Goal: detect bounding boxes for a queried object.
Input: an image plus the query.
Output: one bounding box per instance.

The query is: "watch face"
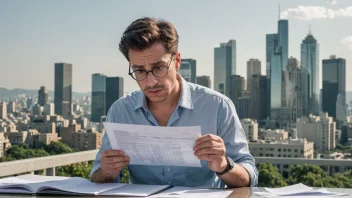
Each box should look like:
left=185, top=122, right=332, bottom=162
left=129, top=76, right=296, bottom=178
left=227, top=157, right=235, bottom=169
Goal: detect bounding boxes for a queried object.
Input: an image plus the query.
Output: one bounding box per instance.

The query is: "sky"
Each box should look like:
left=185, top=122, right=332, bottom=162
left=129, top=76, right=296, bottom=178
left=0, top=0, right=351, bottom=93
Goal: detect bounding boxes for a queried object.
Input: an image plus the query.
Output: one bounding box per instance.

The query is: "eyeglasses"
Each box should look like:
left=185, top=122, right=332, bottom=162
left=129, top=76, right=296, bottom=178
left=128, top=54, right=174, bottom=81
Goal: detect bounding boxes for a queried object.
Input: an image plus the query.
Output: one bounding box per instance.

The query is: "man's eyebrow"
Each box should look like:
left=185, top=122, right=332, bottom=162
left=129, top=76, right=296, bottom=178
left=151, top=60, right=167, bottom=66
left=131, top=65, right=145, bottom=69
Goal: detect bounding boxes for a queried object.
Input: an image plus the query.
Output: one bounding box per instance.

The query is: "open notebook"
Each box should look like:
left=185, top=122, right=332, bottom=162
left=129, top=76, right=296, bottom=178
left=0, top=174, right=170, bottom=197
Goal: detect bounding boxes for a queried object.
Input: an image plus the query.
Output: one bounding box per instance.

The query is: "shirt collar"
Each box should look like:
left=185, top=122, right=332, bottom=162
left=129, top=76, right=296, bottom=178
left=134, top=74, right=193, bottom=111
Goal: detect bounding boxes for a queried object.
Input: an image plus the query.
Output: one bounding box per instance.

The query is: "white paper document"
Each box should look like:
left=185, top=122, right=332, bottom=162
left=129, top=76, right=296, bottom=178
left=150, top=187, right=234, bottom=198
left=253, top=183, right=351, bottom=197
left=103, top=122, right=202, bottom=167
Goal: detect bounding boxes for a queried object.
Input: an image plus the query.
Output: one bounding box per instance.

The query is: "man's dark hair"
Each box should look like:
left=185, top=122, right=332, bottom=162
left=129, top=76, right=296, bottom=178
left=119, top=17, right=179, bottom=61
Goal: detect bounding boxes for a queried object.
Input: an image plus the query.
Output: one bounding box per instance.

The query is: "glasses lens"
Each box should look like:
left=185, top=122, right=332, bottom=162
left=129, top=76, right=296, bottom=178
left=153, top=67, right=168, bottom=77
left=132, top=71, right=147, bottom=80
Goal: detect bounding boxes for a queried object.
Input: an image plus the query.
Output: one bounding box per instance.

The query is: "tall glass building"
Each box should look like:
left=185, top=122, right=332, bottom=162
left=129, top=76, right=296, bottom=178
left=105, top=77, right=124, bottom=114
left=54, top=63, right=72, bottom=119
left=322, top=55, right=346, bottom=128
left=214, top=40, right=236, bottom=96
left=278, top=20, right=289, bottom=70
left=266, top=33, right=278, bottom=118
left=301, top=32, right=320, bottom=116
left=91, top=74, right=106, bottom=122
left=179, top=59, right=196, bottom=83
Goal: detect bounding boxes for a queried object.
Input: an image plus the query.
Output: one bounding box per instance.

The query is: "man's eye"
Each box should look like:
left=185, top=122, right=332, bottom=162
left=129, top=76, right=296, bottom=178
left=134, top=70, right=145, bottom=74
left=155, top=67, right=165, bottom=70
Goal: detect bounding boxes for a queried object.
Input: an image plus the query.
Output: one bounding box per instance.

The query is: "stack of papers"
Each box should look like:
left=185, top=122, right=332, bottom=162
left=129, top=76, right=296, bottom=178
left=253, top=183, right=350, bottom=197
left=0, top=174, right=170, bottom=197
left=150, top=187, right=234, bottom=198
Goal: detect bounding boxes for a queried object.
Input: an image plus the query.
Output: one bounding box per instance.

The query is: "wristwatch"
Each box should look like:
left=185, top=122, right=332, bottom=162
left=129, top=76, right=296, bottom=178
left=215, top=156, right=235, bottom=176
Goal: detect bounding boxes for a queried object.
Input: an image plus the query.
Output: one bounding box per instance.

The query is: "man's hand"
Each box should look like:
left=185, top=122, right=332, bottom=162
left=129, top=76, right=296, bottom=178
left=100, top=149, right=130, bottom=180
left=193, top=134, right=227, bottom=173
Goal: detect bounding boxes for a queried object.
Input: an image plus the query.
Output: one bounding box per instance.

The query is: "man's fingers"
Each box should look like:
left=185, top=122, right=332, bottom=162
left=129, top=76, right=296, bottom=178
left=193, top=140, right=222, bottom=151
left=103, top=150, right=124, bottom=157
left=102, top=161, right=129, bottom=170
left=195, top=134, right=222, bottom=146
left=194, top=147, right=225, bottom=156
left=104, top=155, right=130, bottom=164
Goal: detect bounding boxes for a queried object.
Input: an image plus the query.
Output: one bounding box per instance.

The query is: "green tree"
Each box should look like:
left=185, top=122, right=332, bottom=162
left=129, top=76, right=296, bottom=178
left=5, top=144, right=49, bottom=160
left=56, top=161, right=93, bottom=179
left=42, top=141, right=72, bottom=155
left=286, top=164, right=326, bottom=187
left=121, top=168, right=130, bottom=184
left=257, top=163, right=287, bottom=187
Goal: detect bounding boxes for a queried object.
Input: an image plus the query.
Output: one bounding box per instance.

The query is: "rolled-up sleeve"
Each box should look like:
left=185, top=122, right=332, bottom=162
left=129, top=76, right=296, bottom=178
left=89, top=102, right=124, bottom=182
left=217, top=98, right=259, bottom=187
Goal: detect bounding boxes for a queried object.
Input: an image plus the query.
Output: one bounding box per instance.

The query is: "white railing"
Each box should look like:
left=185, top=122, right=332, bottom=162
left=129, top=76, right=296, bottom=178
left=0, top=150, right=98, bottom=177
left=1, top=151, right=351, bottom=178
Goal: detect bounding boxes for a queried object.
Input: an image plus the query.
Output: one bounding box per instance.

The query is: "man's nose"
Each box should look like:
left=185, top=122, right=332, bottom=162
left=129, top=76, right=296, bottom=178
left=146, top=72, right=158, bottom=87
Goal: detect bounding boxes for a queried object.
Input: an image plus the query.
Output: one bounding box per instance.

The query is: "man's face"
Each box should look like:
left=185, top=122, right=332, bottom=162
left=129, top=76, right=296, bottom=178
left=128, top=43, right=180, bottom=103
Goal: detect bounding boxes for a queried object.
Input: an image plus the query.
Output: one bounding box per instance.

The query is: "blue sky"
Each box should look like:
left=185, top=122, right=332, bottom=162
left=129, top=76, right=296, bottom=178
left=1, top=0, right=351, bottom=93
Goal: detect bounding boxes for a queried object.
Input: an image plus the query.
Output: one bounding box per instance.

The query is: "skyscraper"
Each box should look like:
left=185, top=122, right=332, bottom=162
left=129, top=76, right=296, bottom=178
left=0, top=102, right=7, bottom=119
left=91, top=74, right=107, bottom=122
left=266, top=17, right=289, bottom=120
left=270, top=46, right=282, bottom=119
left=238, top=92, right=251, bottom=119
left=322, top=55, right=346, bottom=128
left=179, top=59, right=196, bottom=83
left=301, top=32, right=320, bottom=116
left=251, top=75, right=267, bottom=121
left=247, top=59, right=261, bottom=92
left=214, top=40, right=236, bottom=96
left=196, top=76, right=211, bottom=88
left=281, top=57, right=303, bottom=128
left=7, top=101, right=16, bottom=113
left=27, top=97, right=33, bottom=109
left=230, top=75, right=245, bottom=110
left=278, top=19, right=289, bottom=70
left=105, top=77, right=124, bottom=114
left=266, top=33, right=278, bottom=118
left=54, top=63, right=72, bottom=119
left=38, top=86, right=49, bottom=106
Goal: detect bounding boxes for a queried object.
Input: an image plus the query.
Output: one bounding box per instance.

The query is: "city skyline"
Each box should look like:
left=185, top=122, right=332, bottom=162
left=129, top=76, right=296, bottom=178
left=1, top=0, right=352, bottom=93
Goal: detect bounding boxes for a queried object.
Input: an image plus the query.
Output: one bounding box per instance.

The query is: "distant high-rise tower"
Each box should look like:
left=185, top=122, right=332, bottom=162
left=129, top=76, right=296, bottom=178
left=105, top=77, right=124, bottom=114
left=27, top=97, right=33, bottom=109
left=91, top=74, right=107, bottom=122
left=230, top=75, right=245, bottom=109
left=196, top=76, right=211, bottom=88
left=54, top=63, right=72, bottom=118
left=322, top=55, right=346, bottom=128
left=281, top=57, right=303, bottom=128
left=38, top=86, right=49, bottom=106
left=266, top=33, right=278, bottom=118
left=266, top=13, right=289, bottom=120
left=270, top=39, right=282, bottom=119
left=179, top=59, right=196, bottom=83
left=7, top=101, right=16, bottom=113
left=214, top=40, right=236, bottom=96
left=301, top=31, right=320, bottom=116
left=251, top=75, right=267, bottom=121
left=278, top=19, right=289, bottom=70
left=0, top=102, right=7, bottom=119
left=247, top=59, right=261, bottom=92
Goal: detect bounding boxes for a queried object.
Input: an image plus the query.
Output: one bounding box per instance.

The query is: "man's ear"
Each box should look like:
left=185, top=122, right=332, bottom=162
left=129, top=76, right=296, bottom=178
left=175, top=52, right=181, bottom=71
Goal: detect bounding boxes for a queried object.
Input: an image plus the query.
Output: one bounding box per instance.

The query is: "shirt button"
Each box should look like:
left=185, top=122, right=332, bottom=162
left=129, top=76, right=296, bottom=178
left=168, top=181, right=171, bottom=184
left=167, top=168, right=171, bottom=172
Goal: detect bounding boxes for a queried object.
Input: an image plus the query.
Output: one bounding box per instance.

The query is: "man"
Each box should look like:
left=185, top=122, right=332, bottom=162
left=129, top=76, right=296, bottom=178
left=90, top=17, right=258, bottom=188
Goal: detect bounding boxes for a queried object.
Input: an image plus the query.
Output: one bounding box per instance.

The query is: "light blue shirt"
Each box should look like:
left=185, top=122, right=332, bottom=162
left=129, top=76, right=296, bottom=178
left=90, top=76, right=258, bottom=187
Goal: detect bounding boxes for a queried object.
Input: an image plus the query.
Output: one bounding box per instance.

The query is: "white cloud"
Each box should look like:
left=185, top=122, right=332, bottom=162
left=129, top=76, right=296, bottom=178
left=341, top=36, right=352, bottom=50
left=327, top=0, right=338, bottom=5
left=281, top=6, right=352, bottom=20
